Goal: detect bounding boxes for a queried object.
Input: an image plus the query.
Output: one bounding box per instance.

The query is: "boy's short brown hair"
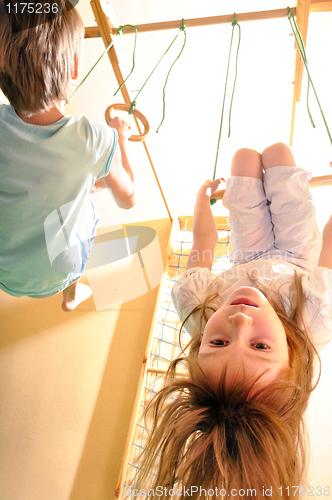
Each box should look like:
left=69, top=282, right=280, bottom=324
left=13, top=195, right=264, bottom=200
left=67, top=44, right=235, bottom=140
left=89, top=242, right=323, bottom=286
left=0, top=1, right=84, bottom=116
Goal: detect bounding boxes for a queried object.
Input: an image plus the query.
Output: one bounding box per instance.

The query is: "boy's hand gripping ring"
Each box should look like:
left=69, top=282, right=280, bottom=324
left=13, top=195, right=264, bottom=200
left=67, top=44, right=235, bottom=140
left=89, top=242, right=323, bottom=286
left=105, top=103, right=150, bottom=142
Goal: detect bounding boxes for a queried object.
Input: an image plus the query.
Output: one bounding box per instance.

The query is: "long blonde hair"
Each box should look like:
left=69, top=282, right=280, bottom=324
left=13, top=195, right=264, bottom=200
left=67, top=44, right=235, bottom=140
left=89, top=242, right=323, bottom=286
left=130, top=272, right=320, bottom=500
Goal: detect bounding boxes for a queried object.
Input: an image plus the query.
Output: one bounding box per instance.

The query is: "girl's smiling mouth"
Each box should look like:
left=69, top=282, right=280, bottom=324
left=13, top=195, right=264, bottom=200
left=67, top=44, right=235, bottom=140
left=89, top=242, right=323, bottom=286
left=230, top=298, right=258, bottom=307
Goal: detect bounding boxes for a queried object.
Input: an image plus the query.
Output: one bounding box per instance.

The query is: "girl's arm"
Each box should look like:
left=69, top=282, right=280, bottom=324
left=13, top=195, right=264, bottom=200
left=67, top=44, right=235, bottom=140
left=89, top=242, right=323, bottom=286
left=318, top=215, right=332, bottom=269
left=186, top=179, right=224, bottom=271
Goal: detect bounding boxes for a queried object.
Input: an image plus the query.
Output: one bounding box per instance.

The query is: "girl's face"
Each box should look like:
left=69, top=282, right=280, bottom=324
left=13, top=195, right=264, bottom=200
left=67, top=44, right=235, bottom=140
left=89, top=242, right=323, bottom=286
left=198, top=286, right=289, bottom=390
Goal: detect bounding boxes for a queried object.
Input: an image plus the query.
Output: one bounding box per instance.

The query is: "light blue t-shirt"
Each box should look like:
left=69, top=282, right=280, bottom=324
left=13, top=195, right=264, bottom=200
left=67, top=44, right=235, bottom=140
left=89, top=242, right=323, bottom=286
left=0, top=104, right=118, bottom=297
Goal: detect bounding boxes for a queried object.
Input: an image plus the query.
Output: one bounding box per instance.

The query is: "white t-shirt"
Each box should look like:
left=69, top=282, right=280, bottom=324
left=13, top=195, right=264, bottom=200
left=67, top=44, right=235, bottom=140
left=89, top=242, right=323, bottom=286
left=0, top=104, right=117, bottom=297
left=171, top=260, right=332, bottom=352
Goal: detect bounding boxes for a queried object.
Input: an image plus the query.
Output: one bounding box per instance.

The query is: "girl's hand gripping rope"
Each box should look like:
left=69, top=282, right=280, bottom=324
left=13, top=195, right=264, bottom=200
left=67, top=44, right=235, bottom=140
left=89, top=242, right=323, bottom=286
left=208, top=178, right=226, bottom=203
left=198, top=178, right=226, bottom=200
left=186, top=178, right=225, bottom=271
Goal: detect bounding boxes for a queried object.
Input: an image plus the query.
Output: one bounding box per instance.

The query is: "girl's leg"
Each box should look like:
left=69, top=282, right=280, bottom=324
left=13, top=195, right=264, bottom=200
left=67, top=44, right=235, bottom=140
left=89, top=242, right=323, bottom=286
left=261, top=143, right=322, bottom=269
left=62, top=279, right=92, bottom=311
left=231, top=148, right=263, bottom=179
left=261, top=142, right=296, bottom=170
left=223, top=148, right=274, bottom=265
left=211, top=149, right=263, bottom=200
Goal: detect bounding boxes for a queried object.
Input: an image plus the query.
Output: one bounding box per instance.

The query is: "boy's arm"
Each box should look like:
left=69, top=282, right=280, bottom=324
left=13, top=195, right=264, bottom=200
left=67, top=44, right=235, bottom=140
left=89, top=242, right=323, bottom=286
left=186, top=179, right=224, bottom=271
left=318, top=215, right=332, bottom=269
left=104, top=117, right=138, bottom=209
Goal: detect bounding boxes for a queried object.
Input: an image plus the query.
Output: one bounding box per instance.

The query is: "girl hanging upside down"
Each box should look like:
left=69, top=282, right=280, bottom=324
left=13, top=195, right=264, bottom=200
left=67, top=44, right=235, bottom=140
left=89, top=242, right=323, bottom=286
left=131, top=143, right=332, bottom=500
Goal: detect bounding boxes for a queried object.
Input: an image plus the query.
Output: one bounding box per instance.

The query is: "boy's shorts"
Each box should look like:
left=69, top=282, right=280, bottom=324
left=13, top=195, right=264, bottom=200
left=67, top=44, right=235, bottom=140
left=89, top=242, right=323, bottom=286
left=75, top=201, right=100, bottom=276
left=30, top=201, right=99, bottom=298
left=222, top=166, right=322, bottom=272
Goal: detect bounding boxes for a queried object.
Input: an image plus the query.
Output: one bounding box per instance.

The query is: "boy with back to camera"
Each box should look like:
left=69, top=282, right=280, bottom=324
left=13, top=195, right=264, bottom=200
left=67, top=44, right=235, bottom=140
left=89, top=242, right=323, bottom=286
left=0, top=1, right=137, bottom=311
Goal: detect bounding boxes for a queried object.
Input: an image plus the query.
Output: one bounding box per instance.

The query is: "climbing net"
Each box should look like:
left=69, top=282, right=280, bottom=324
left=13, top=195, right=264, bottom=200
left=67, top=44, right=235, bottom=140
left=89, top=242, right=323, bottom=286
left=121, top=215, right=231, bottom=499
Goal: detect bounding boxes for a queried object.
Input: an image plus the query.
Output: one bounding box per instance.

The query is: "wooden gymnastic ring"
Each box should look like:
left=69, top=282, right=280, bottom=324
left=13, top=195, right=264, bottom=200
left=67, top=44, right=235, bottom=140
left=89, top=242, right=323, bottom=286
left=105, top=103, right=150, bottom=142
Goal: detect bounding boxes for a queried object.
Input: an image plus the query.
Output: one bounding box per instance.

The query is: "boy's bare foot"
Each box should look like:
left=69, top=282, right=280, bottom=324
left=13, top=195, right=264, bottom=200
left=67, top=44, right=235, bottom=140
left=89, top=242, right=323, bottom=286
left=62, top=281, right=92, bottom=312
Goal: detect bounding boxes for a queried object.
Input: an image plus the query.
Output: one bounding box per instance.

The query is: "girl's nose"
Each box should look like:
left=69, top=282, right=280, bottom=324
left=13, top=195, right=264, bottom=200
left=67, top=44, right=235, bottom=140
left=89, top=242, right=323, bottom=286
left=229, top=312, right=254, bottom=327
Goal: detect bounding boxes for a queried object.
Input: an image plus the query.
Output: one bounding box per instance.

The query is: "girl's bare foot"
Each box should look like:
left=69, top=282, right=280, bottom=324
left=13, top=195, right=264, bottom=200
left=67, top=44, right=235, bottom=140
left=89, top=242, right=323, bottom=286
left=62, top=281, right=92, bottom=312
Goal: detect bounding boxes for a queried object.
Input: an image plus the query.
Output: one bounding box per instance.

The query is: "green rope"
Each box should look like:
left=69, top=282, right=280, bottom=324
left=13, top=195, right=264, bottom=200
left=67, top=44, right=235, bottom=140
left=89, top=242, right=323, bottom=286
left=114, top=20, right=187, bottom=115
left=213, top=14, right=241, bottom=181
left=68, top=36, right=119, bottom=104
left=156, top=19, right=187, bottom=132
left=113, top=25, right=138, bottom=97
left=211, top=13, right=241, bottom=206
left=287, top=7, right=332, bottom=146
left=287, top=9, right=314, bottom=127
left=227, top=16, right=241, bottom=138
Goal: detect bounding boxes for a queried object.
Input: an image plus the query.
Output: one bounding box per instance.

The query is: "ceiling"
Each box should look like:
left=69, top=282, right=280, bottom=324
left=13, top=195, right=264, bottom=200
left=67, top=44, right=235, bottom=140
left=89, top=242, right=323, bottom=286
left=1, top=1, right=331, bottom=224
left=74, top=0, right=332, bottom=224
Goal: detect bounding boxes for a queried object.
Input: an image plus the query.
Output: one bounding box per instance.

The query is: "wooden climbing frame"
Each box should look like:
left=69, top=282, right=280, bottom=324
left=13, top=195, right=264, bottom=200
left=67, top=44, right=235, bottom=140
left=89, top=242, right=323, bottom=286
left=88, top=0, right=173, bottom=221
left=85, top=0, right=332, bottom=200
left=82, top=2, right=332, bottom=496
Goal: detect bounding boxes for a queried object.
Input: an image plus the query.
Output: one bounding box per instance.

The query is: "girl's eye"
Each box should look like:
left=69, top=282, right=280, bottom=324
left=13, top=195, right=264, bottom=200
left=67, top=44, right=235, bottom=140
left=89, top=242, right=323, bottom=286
left=252, top=343, right=270, bottom=350
left=211, top=340, right=228, bottom=346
